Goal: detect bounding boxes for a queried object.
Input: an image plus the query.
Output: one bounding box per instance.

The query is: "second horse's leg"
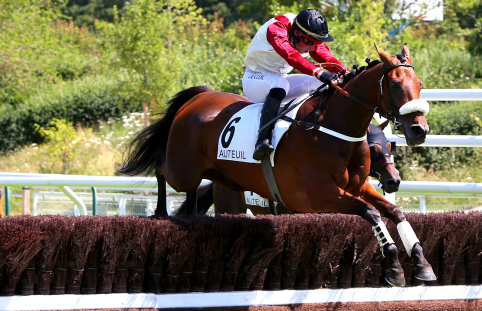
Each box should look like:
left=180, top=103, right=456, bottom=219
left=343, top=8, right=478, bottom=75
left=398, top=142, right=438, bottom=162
left=186, top=191, right=198, bottom=216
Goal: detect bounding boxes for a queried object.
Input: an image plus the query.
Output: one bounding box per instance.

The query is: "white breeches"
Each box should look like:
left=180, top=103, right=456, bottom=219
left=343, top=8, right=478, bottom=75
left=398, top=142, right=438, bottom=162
left=242, top=69, right=323, bottom=105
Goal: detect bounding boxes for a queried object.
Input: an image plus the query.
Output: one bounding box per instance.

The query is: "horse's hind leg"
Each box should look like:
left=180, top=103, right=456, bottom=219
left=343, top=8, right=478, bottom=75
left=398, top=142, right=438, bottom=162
left=155, top=171, right=168, bottom=217
left=185, top=191, right=198, bottom=216
left=154, top=148, right=168, bottom=217
left=359, top=183, right=436, bottom=282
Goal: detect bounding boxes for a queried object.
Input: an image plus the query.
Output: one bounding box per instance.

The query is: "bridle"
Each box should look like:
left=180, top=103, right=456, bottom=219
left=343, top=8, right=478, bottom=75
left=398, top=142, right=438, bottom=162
left=378, top=62, right=414, bottom=129
left=369, top=153, right=393, bottom=180
left=328, top=61, right=414, bottom=129
left=274, top=61, right=421, bottom=142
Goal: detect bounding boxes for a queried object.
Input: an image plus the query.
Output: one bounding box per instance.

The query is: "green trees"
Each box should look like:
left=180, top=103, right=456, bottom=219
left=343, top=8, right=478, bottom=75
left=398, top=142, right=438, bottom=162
left=100, top=0, right=250, bottom=114
left=101, top=0, right=205, bottom=124
left=0, top=0, right=481, bottom=157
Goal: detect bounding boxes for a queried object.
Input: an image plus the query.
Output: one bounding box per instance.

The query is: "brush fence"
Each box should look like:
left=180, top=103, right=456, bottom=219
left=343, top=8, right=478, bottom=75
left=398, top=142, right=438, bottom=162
left=0, top=212, right=481, bottom=298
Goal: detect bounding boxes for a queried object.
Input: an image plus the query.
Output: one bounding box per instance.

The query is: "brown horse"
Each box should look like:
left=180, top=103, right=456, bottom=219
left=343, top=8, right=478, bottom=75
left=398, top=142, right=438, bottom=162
left=120, top=44, right=435, bottom=287
left=175, top=121, right=400, bottom=216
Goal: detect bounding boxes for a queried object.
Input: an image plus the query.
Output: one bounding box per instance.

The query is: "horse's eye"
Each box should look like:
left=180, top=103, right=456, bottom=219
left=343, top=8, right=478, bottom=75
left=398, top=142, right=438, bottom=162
left=391, top=81, right=401, bottom=89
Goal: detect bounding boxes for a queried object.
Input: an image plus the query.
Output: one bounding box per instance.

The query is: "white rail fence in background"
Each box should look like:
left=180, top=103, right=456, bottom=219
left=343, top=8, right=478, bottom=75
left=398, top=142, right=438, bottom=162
left=1, top=173, right=481, bottom=215
left=0, top=89, right=481, bottom=215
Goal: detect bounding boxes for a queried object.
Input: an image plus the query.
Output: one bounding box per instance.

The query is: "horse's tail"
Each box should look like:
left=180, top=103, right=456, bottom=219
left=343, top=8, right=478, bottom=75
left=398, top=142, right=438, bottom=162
left=174, top=182, right=214, bottom=216
left=119, top=85, right=211, bottom=176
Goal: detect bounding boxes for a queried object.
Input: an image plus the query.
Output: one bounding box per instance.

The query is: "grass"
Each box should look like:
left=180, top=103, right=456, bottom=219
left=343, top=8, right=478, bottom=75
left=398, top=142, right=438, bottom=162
left=0, top=113, right=145, bottom=215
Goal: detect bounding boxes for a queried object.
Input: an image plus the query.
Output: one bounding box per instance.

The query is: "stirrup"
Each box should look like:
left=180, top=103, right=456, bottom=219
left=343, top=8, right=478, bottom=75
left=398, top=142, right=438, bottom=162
left=253, top=139, right=274, bottom=160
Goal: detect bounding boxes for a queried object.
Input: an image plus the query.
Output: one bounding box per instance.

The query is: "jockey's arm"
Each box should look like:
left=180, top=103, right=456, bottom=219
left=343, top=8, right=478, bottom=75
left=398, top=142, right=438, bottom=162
left=310, top=44, right=348, bottom=73
left=266, top=22, right=324, bottom=79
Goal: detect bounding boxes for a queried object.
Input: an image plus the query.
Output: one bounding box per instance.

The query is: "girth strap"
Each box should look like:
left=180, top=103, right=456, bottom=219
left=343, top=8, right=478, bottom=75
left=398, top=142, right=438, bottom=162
left=261, top=157, right=284, bottom=215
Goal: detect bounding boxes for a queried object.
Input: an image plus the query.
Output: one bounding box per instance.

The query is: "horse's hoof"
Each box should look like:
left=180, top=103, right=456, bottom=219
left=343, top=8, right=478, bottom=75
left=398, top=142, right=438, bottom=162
left=385, top=273, right=406, bottom=287
left=385, top=266, right=406, bottom=287
left=414, top=264, right=437, bottom=282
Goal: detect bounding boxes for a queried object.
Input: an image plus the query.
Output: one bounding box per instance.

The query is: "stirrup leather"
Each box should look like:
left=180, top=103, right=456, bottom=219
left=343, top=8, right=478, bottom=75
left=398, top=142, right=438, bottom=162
left=372, top=221, right=394, bottom=257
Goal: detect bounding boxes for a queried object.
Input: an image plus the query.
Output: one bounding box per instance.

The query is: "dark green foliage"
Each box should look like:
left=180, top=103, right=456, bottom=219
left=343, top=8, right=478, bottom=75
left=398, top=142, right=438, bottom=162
left=194, top=0, right=269, bottom=32
left=395, top=101, right=482, bottom=172
left=0, top=76, right=139, bottom=153
left=63, top=0, right=126, bottom=27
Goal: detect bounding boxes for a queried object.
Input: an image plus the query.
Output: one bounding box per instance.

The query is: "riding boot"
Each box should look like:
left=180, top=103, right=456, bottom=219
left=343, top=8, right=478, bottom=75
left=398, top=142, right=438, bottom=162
left=253, top=89, right=285, bottom=160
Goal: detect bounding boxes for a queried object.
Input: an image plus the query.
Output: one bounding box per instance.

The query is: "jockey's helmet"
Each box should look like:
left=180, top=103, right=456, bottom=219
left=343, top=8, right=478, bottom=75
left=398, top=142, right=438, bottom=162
left=292, top=9, right=334, bottom=43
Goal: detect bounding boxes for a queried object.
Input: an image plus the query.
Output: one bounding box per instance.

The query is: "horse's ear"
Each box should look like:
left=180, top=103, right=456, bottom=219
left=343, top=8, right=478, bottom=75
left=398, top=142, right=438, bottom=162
left=401, top=43, right=412, bottom=64
left=378, top=120, right=390, bottom=131
left=390, top=142, right=397, bottom=154
left=374, top=43, right=395, bottom=66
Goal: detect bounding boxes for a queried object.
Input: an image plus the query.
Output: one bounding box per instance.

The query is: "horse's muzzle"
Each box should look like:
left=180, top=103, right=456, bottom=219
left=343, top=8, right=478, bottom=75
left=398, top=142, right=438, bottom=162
left=383, top=178, right=401, bottom=193
left=405, top=124, right=429, bottom=146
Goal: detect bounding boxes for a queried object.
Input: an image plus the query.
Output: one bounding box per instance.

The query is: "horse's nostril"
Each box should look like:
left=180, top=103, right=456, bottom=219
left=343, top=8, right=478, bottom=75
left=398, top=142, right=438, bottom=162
left=386, top=179, right=400, bottom=189
left=411, top=125, right=427, bottom=138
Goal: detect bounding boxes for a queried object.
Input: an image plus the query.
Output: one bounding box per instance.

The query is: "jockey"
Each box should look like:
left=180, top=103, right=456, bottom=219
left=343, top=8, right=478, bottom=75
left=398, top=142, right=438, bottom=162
left=243, top=9, right=348, bottom=160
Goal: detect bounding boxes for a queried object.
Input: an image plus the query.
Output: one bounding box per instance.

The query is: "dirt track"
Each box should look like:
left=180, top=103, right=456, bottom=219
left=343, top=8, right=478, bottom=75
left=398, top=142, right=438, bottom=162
left=63, top=300, right=482, bottom=311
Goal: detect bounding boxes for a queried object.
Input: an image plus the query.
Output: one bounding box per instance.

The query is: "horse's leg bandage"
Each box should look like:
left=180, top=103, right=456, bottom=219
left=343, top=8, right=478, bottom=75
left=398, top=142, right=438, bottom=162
left=372, top=221, right=395, bottom=257
left=397, top=221, right=420, bottom=257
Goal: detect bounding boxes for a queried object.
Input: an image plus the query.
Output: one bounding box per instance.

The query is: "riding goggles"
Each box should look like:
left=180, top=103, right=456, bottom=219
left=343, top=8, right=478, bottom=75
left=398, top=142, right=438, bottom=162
left=300, top=34, right=321, bottom=46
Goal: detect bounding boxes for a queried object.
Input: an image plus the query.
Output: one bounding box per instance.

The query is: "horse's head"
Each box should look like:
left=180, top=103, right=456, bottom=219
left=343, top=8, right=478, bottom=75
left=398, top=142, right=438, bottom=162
left=376, top=44, right=429, bottom=146
left=368, top=122, right=400, bottom=193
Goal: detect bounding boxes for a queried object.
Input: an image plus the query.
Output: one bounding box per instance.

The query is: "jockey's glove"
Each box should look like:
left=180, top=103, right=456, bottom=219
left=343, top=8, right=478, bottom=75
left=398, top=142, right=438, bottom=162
left=319, top=71, right=339, bottom=84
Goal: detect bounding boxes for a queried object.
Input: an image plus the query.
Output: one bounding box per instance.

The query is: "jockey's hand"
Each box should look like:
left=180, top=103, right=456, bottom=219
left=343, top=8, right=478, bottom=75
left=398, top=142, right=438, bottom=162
left=319, top=71, right=340, bottom=85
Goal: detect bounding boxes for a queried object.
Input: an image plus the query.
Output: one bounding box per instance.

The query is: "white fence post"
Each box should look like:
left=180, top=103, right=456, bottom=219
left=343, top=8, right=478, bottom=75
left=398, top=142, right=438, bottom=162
left=419, top=196, right=427, bottom=214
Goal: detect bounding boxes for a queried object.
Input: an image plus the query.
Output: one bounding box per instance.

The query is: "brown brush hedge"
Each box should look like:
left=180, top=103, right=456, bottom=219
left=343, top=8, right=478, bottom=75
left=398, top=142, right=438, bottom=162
left=0, top=212, right=481, bottom=296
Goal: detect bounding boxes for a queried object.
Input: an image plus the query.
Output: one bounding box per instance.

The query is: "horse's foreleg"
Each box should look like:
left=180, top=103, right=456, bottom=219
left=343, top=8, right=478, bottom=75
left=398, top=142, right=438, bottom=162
left=358, top=182, right=436, bottom=282
left=302, top=182, right=405, bottom=287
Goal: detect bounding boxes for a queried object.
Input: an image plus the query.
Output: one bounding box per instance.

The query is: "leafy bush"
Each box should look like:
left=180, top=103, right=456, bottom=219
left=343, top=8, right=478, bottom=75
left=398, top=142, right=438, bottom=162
left=0, top=75, right=139, bottom=153
left=395, top=101, right=482, bottom=173
left=0, top=2, right=104, bottom=108
left=35, top=119, right=83, bottom=174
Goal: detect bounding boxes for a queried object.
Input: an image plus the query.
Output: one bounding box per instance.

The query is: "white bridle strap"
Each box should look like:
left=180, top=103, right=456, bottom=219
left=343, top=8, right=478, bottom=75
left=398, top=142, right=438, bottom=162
left=399, top=99, right=430, bottom=116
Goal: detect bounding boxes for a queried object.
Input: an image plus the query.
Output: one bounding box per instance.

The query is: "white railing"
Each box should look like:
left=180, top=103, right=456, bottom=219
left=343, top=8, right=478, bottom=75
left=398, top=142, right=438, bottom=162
left=1, top=173, right=482, bottom=215
left=420, top=89, right=482, bottom=101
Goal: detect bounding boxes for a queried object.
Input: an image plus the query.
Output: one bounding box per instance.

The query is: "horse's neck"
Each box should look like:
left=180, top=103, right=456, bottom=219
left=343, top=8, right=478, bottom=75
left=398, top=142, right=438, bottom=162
left=312, top=65, right=383, bottom=138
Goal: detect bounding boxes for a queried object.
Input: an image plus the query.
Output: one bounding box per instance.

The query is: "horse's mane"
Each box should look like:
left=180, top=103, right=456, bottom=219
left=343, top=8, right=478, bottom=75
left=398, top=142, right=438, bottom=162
left=341, top=58, right=382, bottom=85
left=340, top=53, right=406, bottom=86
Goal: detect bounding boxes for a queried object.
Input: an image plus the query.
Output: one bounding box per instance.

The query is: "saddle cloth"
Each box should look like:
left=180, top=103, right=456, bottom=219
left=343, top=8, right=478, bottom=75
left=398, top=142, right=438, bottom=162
left=244, top=191, right=270, bottom=208
left=216, top=94, right=308, bottom=165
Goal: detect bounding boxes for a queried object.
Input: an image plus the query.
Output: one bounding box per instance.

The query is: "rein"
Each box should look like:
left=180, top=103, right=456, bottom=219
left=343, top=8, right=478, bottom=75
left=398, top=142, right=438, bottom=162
left=268, top=61, right=416, bottom=142
left=331, top=62, right=415, bottom=127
